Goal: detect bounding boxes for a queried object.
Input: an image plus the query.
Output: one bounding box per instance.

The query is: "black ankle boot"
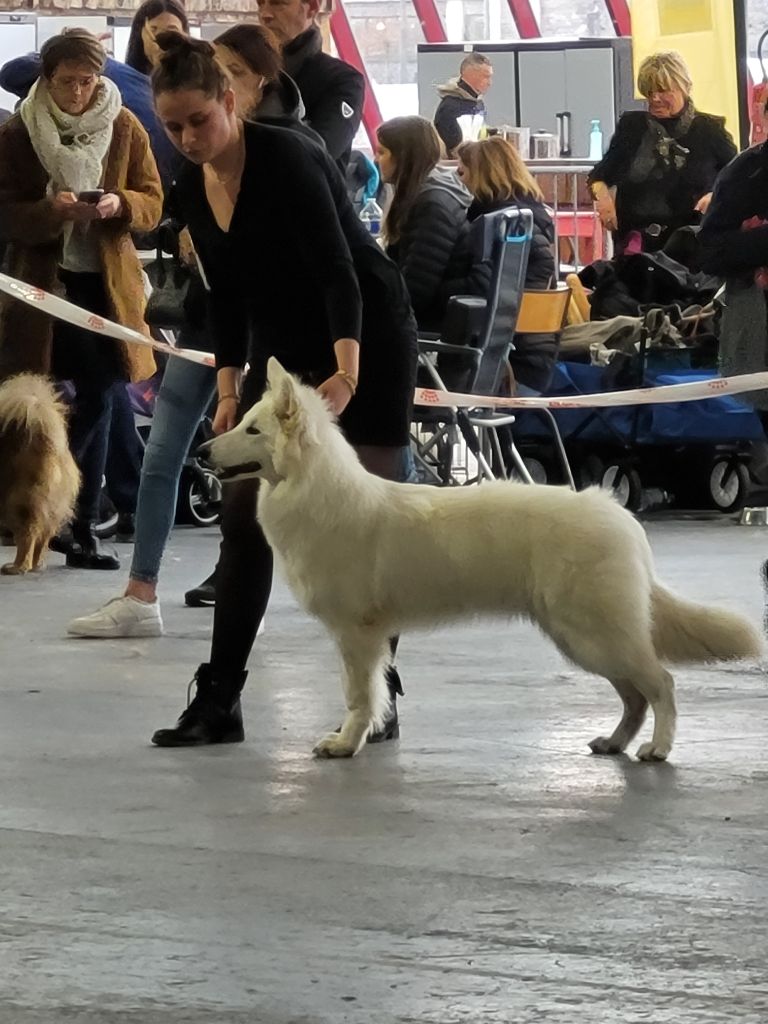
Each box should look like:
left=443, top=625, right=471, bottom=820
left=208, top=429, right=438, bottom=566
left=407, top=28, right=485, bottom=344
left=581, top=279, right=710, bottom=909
left=151, top=663, right=246, bottom=747
left=368, top=664, right=403, bottom=743
left=49, top=525, right=74, bottom=555
left=66, top=520, right=120, bottom=570
left=185, top=571, right=216, bottom=607
left=336, top=664, right=403, bottom=744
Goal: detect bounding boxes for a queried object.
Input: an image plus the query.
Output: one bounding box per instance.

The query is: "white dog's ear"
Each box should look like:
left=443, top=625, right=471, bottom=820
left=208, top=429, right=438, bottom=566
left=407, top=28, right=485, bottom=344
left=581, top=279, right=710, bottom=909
left=266, top=357, right=288, bottom=389
left=270, top=365, right=303, bottom=431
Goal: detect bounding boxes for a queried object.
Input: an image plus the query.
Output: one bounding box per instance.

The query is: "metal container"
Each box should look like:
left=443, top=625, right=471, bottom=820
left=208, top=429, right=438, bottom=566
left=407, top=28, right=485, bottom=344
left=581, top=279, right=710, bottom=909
left=502, top=126, right=530, bottom=156
left=739, top=506, right=768, bottom=526
left=531, top=131, right=559, bottom=160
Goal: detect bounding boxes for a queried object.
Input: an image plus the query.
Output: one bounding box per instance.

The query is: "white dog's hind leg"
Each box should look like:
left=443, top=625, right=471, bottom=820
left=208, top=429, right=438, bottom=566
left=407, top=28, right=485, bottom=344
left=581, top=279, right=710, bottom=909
left=313, top=629, right=388, bottom=759
left=628, top=666, right=676, bottom=762
left=589, top=679, right=649, bottom=755
left=546, top=620, right=677, bottom=761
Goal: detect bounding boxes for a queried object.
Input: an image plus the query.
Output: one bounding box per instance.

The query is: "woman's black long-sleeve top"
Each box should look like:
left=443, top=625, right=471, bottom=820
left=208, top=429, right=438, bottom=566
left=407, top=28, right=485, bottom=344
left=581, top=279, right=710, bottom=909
left=170, top=119, right=363, bottom=377
left=589, top=109, right=736, bottom=242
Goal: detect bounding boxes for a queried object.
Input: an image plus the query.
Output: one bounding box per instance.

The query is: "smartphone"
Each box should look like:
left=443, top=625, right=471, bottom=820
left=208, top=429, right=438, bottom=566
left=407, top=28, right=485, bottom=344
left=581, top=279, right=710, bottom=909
left=77, top=189, right=104, bottom=204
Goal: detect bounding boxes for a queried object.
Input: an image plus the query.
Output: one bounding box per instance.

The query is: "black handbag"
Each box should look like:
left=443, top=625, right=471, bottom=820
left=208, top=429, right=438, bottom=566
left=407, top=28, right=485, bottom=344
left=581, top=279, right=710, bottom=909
left=144, top=221, right=207, bottom=331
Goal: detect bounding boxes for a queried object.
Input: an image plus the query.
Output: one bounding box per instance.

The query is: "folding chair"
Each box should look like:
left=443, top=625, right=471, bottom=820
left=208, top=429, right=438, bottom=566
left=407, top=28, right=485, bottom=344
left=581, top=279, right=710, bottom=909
left=509, top=285, right=576, bottom=489
left=411, top=206, right=534, bottom=485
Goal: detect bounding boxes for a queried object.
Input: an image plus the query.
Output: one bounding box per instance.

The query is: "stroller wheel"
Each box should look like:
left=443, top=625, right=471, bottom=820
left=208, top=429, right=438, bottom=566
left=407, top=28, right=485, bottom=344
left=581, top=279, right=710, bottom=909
left=601, top=462, right=642, bottom=512
left=177, top=468, right=222, bottom=527
left=521, top=456, right=548, bottom=484
left=707, top=458, right=749, bottom=513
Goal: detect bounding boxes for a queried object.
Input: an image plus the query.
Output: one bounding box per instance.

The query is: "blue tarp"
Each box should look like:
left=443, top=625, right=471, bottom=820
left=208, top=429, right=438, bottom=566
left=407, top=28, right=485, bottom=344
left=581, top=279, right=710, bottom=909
left=514, top=363, right=765, bottom=445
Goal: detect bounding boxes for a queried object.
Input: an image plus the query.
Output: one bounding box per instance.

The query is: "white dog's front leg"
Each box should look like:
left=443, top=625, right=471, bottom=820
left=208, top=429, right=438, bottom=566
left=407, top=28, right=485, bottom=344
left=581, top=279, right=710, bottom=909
left=313, top=630, right=388, bottom=759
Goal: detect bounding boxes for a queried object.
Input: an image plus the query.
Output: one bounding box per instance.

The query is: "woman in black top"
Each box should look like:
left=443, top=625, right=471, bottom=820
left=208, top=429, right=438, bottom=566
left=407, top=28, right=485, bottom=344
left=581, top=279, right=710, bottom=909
left=589, top=51, right=736, bottom=254
left=148, top=34, right=416, bottom=747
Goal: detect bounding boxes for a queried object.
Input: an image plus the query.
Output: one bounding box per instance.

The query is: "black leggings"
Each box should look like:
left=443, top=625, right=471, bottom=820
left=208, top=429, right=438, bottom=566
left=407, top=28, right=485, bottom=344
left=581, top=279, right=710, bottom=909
left=209, top=402, right=403, bottom=682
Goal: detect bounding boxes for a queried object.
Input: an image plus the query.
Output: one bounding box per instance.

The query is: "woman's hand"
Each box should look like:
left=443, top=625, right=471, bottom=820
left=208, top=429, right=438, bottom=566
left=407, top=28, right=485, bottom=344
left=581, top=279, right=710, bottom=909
left=52, top=191, right=90, bottom=221
left=212, top=395, right=238, bottom=435
left=594, top=190, right=618, bottom=231
left=316, top=373, right=354, bottom=417
left=695, top=192, right=713, bottom=215
left=96, top=193, right=123, bottom=220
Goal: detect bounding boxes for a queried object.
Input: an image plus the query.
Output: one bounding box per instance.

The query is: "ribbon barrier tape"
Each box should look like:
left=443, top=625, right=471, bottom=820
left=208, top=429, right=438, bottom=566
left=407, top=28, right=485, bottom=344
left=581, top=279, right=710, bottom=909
left=415, top=372, right=768, bottom=410
left=0, top=271, right=215, bottom=368
left=2, top=270, right=768, bottom=409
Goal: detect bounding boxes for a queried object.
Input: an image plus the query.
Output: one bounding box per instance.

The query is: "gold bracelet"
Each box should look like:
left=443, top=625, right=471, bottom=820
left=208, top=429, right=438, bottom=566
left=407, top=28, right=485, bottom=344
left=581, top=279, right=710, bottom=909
left=218, top=393, right=239, bottom=403
left=335, top=369, right=357, bottom=396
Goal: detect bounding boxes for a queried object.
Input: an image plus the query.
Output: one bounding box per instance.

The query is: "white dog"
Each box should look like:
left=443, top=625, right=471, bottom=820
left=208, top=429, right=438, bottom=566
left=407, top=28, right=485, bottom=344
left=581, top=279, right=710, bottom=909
left=201, top=358, right=762, bottom=763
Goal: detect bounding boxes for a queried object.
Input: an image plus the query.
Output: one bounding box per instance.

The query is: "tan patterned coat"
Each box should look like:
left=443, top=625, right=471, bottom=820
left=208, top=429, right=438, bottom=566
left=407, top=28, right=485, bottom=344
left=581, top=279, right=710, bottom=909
left=0, top=106, right=162, bottom=383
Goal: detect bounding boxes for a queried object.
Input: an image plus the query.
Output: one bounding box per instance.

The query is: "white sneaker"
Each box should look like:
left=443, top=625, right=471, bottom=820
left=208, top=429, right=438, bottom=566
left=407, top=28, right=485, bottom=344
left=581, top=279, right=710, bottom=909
left=67, top=596, right=164, bottom=638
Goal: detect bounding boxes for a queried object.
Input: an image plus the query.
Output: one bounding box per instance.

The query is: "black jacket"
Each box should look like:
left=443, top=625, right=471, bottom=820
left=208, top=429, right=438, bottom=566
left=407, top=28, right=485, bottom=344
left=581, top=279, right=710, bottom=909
left=386, top=167, right=474, bottom=332
left=589, top=109, right=736, bottom=247
left=283, top=26, right=363, bottom=171
left=467, top=197, right=557, bottom=391
left=698, top=142, right=768, bottom=278
left=433, top=78, right=485, bottom=156
left=254, top=70, right=325, bottom=149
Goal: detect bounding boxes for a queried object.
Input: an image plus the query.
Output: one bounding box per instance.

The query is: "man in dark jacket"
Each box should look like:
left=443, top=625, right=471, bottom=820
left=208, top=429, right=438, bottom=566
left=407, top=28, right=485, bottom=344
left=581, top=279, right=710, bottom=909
left=257, top=0, right=363, bottom=171
left=433, top=53, right=493, bottom=157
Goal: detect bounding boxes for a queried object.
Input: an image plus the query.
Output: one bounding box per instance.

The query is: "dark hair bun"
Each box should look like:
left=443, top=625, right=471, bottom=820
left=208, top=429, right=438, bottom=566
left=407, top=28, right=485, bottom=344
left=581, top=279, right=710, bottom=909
left=152, top=30, right=228, bottom=99
left=155, top=31, right=215, bottom=61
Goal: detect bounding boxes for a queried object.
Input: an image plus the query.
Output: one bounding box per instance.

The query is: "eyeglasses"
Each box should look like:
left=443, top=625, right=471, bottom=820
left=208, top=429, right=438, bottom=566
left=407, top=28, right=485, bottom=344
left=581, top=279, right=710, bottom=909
left=52, top=76, right=97, bottom=93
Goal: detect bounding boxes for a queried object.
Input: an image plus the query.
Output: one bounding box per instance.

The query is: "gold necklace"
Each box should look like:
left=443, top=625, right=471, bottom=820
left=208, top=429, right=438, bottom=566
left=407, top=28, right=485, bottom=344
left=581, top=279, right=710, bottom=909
left=206, top=128, right=245, bottom=187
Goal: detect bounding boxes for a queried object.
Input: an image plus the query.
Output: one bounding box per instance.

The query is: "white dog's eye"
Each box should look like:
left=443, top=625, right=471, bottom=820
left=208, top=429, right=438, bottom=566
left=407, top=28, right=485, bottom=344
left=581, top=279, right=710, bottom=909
left=245, top=425, right=260, bottom=435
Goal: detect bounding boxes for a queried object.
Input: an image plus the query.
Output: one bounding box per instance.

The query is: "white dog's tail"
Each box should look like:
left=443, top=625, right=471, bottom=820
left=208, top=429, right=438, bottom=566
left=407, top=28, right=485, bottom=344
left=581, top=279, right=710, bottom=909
left=651, top=583, right=763, bottom=663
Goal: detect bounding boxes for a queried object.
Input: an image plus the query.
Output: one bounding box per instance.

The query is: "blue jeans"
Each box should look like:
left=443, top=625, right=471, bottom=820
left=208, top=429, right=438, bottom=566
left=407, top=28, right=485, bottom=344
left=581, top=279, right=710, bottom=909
left=130, top=355, right=216, bottom=584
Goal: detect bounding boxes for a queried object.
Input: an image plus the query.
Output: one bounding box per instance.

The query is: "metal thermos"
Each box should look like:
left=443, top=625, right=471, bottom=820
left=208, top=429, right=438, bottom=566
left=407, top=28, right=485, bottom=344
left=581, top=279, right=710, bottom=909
left=556, top=111, right=572, bottom=157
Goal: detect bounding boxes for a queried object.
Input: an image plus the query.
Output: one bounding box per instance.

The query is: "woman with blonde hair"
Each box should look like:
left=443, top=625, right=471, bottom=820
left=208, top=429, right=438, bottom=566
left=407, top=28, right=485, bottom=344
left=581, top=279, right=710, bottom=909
left=457, top=135, right=557, bottom=393
left=588, top=50, right=736, bottom=254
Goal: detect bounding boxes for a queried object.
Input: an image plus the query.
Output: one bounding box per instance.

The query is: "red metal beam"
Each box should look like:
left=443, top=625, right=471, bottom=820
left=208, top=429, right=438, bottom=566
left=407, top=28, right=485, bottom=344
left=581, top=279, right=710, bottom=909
left=603, top=0, right=631, bottom=36
left=411, top=0, right=447, bottom=42
left=505, top=0, right=540, bottom=38
left=329, top=2, right=384, bottom=148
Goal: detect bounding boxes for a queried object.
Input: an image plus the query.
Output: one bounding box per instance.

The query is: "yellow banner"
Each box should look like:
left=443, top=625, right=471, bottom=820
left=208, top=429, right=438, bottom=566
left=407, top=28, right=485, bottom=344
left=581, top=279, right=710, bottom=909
left=629, top=0, right=740, bottom=141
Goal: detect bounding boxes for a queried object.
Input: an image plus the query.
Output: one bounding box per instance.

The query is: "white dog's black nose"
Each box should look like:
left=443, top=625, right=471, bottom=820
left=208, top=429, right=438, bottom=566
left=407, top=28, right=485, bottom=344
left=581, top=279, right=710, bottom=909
left=196, top=439, right=215, bottom=468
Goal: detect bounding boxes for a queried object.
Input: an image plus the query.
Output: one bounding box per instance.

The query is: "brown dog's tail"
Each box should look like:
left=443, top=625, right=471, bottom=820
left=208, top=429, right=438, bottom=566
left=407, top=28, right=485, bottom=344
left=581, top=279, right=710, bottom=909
left=651, top=583, right=763, bottom=663
left=0, top=373, right=68, bottom=439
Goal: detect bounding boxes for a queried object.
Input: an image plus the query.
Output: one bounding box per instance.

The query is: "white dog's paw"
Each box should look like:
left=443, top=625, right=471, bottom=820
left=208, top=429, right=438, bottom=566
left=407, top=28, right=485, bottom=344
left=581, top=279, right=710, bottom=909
left=636, top=741, right=670, bottom=762
left=313, top=733, right=359, bottom=759
left=589, top=736, right=624, bottom=756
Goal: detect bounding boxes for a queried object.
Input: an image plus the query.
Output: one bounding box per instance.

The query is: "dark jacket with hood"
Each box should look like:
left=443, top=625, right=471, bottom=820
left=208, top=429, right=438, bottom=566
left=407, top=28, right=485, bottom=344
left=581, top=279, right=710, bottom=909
left=433, top=77, right=486, bottom=156
left=386, top=166, right=475, bottom=332
left=253, top=70, right=324, bottom=149
left=282, top=26, right=363, bottom=171
left=0, top=53, right=179, bottom=189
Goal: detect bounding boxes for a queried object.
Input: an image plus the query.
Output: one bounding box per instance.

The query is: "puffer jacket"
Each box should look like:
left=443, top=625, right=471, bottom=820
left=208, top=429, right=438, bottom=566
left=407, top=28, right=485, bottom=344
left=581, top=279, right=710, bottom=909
left=386, top=166, right=474, bottom=332
left=466, top=196, right=557, bottom=391
left=433, top=78, right=485, bottom=156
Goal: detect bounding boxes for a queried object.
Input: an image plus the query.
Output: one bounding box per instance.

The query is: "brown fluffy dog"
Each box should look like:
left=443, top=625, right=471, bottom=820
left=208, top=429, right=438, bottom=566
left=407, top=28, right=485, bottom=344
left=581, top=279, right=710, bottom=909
left=0, top=374, right=80, bottom=575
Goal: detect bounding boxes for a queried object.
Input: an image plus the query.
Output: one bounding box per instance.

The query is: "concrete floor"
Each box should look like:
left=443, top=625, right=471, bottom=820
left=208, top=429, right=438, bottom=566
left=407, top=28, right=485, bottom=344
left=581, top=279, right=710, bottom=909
left=1, top=518, right=768, bottom=1024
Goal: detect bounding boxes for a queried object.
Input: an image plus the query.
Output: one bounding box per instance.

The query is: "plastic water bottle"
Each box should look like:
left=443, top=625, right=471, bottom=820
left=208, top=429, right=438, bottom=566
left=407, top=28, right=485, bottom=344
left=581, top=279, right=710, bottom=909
left=359, top=197, right=383, bottom=239
left=588, top=119, right=603, bottom=161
